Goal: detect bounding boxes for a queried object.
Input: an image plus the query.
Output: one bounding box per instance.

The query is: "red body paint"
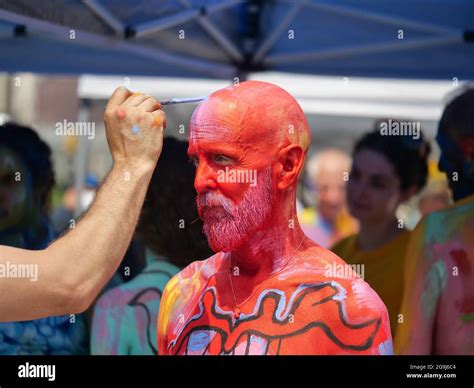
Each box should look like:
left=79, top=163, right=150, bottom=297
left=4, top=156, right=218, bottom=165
left=158, top=81, right=392, bottom=355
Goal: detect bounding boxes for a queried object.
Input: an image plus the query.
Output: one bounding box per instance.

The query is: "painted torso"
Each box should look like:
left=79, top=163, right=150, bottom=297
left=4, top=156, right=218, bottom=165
left=396, top=194, right=474, bottom=354
left=158, top=246, right=392, bottom=355
left=92, top=259, right=179, bottom=355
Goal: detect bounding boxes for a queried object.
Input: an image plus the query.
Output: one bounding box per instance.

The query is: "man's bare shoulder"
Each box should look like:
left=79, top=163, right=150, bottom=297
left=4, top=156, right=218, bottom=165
left=177, top=252, right=224, bottom=280
left=282, top=243, right=362, bottom=280
left=269, top=244, right=393, bottom=353
left=162, top=252, right=224, bottom=296
left=283, top=244, right=390, bottom=320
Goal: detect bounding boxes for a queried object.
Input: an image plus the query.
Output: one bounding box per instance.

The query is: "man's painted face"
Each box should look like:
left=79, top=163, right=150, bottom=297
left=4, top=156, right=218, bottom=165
left=188, top=81, right=311, bottom=252
left=0, top=146, right=30, bottom=231
left=188, top=103, right=275, bottom=253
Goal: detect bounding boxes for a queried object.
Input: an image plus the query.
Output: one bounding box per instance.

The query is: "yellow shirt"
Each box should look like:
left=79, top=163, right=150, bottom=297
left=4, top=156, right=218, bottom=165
left=331, top=230, right=411, bottom=341
left=298, top=207, right=358, bottom=248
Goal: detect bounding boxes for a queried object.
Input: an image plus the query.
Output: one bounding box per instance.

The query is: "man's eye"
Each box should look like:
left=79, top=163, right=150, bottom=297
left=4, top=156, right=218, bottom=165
left=213, top=155, right=233, bottom=166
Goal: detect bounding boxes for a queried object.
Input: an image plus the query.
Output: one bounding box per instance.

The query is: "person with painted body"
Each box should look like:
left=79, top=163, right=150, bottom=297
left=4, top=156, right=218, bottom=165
left=91, top=250, right=178, bottom=355
left=332, top=126, right=430, bottom=342
left=0, top=87, right=166, bottom=322
left=396, top=88, right=474, bottom=354
left=158, top=81, right=392, bottom=355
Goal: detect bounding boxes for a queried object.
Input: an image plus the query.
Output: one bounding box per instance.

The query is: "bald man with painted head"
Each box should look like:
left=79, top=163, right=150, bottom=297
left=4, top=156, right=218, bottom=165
left=157, top=81, right=392, bottom=355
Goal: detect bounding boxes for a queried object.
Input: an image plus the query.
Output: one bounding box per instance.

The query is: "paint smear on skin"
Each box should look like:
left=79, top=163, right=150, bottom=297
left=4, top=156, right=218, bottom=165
left=460, top=313, right=474, bottom=323
left=425, top=204, right=474, bottom=247
left=96, top=295, right=123, bottom=354
left=159, top=266, right=208, bottom=341
left=448, top=248, right=474, bottom=321
left=450, top=249, right=471, bottom=274
left=132, top=125, right=140, bottom=135
left=377, top=339, right=394, bottom=355
left=132, top=307, right=147, bottom=347
left=420, top=260, right=447, bottom=322
left=116, top=107, right=126, bottom=120
left=432, top=241, right=464, bottom=263
left=189, top=80, right=311, bottom=166
left=159, top=276, right=180, bottom=337
left=351, top=279, right=378, bottom=310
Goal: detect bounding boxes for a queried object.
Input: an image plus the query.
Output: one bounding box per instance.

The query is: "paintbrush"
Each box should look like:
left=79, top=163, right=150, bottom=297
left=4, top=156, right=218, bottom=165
left=159, top=96, right=207, bottom=106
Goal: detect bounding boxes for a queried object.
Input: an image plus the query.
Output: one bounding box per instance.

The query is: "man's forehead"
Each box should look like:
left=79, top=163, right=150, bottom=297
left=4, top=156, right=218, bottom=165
left=188, top=94, right=252, bottom=152
left=189, top=121, right=242, bottom=143
left=187, top=133, right=244, bottom=156
left=187, top=80, right=311, bottom=156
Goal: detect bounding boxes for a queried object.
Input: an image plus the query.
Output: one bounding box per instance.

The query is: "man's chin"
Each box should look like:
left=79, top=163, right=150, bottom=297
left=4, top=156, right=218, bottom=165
left=203, top=224, right=244, bottom=253
left=206, top=235, right=242, bottom=253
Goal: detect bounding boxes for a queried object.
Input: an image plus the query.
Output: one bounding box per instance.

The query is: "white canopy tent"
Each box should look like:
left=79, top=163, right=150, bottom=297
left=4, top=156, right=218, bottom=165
left=79, top=72, right=461, bottom=122
left=0, top=0, right=473, bottom=79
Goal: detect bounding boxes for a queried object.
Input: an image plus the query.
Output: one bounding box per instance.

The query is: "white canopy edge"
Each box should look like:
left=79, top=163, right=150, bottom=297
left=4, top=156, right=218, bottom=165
left=78, top=72, right=463, bottom=121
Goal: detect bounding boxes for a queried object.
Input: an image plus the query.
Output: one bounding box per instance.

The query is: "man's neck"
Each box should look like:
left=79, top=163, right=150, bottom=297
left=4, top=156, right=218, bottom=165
left=226, top=220, right=310, bottom=307
left=229, top=201, right=308, bottom=279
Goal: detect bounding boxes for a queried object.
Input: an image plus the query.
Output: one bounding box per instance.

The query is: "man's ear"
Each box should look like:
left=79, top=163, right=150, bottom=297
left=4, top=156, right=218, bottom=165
left=274, top=144, right=305, bottom=191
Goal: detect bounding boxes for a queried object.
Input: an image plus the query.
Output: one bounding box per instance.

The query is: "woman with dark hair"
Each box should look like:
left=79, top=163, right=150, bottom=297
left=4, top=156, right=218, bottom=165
left=331, top=120, right=430, bottom=343
left=91, top=137, right=212, bottom=355
left=0, top=123, right=55, bottom=249
left=0, top=122, right=87, bottom=354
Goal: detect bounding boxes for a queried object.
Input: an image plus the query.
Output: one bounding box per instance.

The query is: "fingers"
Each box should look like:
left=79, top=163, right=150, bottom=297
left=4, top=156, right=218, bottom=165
left=122, top=93, right=150, bottom=108
left=139, top=97, right=162, bottom=112
left=150, top=110, right=166, bottom=128
left=106, top=87, right=132, bottom=110
left=105, top=88, right=165, bottom=129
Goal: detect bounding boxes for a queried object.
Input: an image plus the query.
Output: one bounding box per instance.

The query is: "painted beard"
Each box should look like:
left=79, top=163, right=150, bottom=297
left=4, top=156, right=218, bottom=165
left=197, top=167, right=273, bottom=252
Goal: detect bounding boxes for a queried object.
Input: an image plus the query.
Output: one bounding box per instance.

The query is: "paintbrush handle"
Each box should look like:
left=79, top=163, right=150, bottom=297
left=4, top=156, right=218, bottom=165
left=159, top=96, right=207, bottom=106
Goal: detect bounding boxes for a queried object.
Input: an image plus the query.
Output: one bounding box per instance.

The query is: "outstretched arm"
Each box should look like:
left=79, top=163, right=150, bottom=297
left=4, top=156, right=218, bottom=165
left=0, top=87, right=165, bottom=322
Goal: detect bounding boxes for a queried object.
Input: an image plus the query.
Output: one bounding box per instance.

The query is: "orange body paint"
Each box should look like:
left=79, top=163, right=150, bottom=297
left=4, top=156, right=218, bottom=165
left=157, top=81, right=392, bottom=355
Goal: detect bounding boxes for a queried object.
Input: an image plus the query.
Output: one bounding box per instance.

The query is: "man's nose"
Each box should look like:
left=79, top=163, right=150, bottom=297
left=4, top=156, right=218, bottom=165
left=194, top=160, right=217, bottom=193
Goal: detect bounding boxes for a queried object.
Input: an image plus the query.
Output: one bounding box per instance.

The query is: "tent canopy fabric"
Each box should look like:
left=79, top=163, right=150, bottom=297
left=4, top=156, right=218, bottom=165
left=0, top=0, right=473, bottom=80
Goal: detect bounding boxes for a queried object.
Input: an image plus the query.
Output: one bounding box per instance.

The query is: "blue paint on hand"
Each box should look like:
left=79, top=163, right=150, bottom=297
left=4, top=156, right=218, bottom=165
left=132, top=125, right=140, bottom=135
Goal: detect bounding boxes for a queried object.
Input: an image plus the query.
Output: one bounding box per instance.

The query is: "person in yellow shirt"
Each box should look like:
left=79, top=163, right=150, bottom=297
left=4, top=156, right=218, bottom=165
left=332, top=123, right=430, bottom=341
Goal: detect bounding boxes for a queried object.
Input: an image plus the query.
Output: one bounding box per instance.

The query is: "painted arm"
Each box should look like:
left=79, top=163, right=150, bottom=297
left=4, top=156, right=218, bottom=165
left=0, top=87, right=165, bottom=322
